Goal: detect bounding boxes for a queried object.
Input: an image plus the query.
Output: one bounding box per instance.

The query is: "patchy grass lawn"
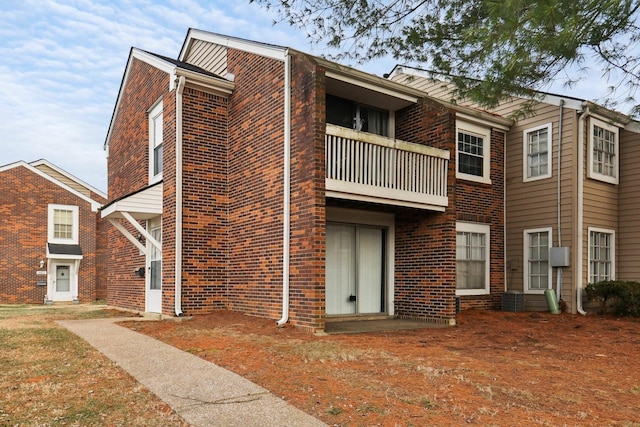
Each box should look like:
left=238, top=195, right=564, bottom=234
left=0, top=304, right=187, bottom=426
left=126, top=309, right=640, bottom=427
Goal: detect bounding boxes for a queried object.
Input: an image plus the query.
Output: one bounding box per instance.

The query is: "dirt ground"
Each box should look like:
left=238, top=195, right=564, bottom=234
left=126, top=310, right=640, bottom=427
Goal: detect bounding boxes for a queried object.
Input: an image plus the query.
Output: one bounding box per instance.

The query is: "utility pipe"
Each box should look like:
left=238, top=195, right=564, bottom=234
left=276, top=52, right=292, bottom=326
left=556, top=100, right=564, bottom=302
left=576, top=106, right=588, bottom=315
left=174, top=75, right=186, bottom=317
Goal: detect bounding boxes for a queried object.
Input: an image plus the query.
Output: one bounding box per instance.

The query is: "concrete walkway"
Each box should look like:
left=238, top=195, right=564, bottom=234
left=58, top=318, right=326, bottom=427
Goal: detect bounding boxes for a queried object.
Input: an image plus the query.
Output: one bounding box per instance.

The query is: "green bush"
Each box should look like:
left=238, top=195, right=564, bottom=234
left=585, top=280, right=640, bottom=317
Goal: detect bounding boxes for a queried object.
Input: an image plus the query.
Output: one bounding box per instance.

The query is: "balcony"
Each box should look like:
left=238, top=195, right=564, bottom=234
left=325, top=124, right=450, bottom=211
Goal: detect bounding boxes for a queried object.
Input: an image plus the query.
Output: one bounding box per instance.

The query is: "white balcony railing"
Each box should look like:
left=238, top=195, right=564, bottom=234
left=325, top=124, right=450, bottom=211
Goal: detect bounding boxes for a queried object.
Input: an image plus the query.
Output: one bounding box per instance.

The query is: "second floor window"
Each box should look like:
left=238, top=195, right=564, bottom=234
left=149, top=101, right=163, bottom=183
left=326, top=95, right=389, bottom=137
left=588, top=118, right=618, bottom=185
left=48, top=204, right=79, bottom=244
left=524, top=123, right=552, bottom=181
left=456, top=121, right=491, bottom=184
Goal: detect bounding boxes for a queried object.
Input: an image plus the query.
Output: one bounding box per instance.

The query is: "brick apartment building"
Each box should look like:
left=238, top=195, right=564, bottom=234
left=101, top=29, right=511, bottom=332
left=0, top=160, right=106, bottom=304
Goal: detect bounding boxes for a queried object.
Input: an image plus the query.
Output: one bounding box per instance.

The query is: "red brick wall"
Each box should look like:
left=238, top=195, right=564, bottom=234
left=225, top=49, right=287, bottom=320
left=0, top=166, right=99, bottom=304
left=179, top=87, right=229, bottom=313
left=455, top=129, right=506, bottom=310
left=105, top=58, right=170, bottom=313
left=394, top=99, right=458, bottom=323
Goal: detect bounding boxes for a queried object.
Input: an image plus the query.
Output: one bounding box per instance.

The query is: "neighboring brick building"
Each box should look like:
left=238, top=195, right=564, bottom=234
left=101, top=29, right=511, bottom=331
left=0, top=160, right=106, bottom=304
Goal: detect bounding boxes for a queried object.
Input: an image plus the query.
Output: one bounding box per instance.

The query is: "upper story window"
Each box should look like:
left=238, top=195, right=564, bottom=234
left=456, top=121, right=491, bottom=184
left=48, top=204, right=79, bottom=244
left=589, top=227, right=615, bottom=283
left=523, top=123, right=552, bottom=181
left=326, top=94, right=389, bottom=137
left=456, top=222, right=490, bottom=296
left=149, top=100, right=163, bottom=184
left=588, top=118, right=618, bottom=185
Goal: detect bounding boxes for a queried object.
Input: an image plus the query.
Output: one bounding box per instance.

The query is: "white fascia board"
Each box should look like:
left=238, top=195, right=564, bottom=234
left=624, top=120, right=640, bottom=133
left=456, top=111, right=511, bottom=132
left=177, top=68, right=235, bottom=96
left=325, top=70, right=419, bottom=104
left=179, top=28, right=288, bottom=62
left=29, top=159, right=107, bottom=199
left=0, top=162, right=101, bottom=211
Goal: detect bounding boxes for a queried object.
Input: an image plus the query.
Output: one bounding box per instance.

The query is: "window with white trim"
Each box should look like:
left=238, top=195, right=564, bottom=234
left=48, top=204, right=79, bottom=244
left=149, top=100, right=163, bottom=183
left=588, top=118, right=618, bottom=184
left=456, top=121, right=491, bottom=184
left=523, top=123, right=552, bottom=181
left=456, top=222, right=490, bottom=295
left=523, top=228, right=552, bottom=293
left=589, top=227, right=615, bottom=283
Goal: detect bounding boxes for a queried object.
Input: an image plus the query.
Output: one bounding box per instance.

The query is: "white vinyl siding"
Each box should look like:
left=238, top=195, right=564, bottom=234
left=523, top=123, right=552, bottom=181
left=456, top=121, right=491, bottom=184
left=589, top=227, right=615, bottom=283
left=456, top=222, right=490, bottom=295
left=588, top=118, right=619, bottom=185
left=48, top=204, right=79, bottom=244
left=523, top=228, right=552, bottom=293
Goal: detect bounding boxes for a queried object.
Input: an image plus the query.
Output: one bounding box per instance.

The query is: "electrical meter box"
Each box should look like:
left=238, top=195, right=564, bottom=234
left=549, top=247, right=570, bottom=267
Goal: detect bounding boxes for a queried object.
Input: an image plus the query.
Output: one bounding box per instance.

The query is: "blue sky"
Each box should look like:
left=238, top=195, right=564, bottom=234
left=0, top=0, right=627, bottom=192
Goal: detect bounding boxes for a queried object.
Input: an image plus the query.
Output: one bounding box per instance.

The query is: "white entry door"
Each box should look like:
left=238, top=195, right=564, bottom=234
left=326, top=224, right=385, bottom=316
left=53, top=264, right=72, bottom=301
left=146, top=221, right=162, bottom=313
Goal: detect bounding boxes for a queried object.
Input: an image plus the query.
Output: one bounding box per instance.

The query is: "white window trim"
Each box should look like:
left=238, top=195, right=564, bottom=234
left=523, top=227, right=553, bottom=294
left=523, top=123, right=552, bottom=182
left=48, top=204, right=79, bottom=244
left=588, top=227, right=616, bottom=283
left=587, top=118, right=619, bottom=185
left=149, top=100, right=163, bottom=184
left=456, top=222, right=490, bottom=296
left=456, top=120, right=491, bottom=184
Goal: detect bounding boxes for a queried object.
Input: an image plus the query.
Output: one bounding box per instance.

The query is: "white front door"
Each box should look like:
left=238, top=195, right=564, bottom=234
left=146, top=221, right=162, bottom=313
left=52, top=263, right=72, bottom=301
left=326, top=224, right=385, bottom=316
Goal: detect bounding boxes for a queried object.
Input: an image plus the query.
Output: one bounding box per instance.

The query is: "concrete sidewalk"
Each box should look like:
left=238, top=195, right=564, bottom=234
left=58, top=318, right=326, bottom=427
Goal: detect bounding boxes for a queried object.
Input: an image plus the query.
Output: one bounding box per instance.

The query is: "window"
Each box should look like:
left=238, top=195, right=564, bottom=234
left=523, top=123, right=552, bottom=181
left=48, top=204, right=79, bottom=244
left=524, top=228, right=552, bottom=293
left=149, top=100, right=163, bottom=183
left=588, top=118, right=619, bottom=184
left=456, top=222, right=490, bottom=295
left=326, top=94, right=389, bottom=137
left=456, top=121, right=491, bottom=184
left=589, top=227, right=615, bottom=283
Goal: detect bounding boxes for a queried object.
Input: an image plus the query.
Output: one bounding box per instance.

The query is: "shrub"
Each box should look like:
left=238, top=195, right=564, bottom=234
left=585, top=280, right=640, bottom=317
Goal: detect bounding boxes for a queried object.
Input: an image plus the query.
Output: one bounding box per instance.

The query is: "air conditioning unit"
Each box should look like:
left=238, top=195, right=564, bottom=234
left=502, top=291, right=525, bottom=312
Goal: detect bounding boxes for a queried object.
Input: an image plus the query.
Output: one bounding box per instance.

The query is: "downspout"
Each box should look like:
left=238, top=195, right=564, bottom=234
left=174, top=75, right=186, bottom=316
left=276, top=52, right=292, bottom=326
left=556, top=100, right=564, bottom=302
left=576, top=106, right=588, bottom=315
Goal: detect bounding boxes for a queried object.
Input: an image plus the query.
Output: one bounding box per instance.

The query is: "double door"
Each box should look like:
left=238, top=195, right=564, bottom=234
left=326, top=224, right=386, bottom=316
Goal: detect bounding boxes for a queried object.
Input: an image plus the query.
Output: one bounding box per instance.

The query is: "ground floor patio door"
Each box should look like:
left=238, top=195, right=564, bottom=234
left=145, top=220, right=162, bottom=313
left=326, top=224, right=385, bottom=316
left=52, top=263, right=72, bottom=301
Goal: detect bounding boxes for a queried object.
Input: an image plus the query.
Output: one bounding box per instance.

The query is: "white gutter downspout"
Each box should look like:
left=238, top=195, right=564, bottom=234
left=175, top=75, right=186, bottom=316
left=276, top=52, right=292, bottom=326
left=556, top=100, right=564, bottom=302
left=576, top=106, right=588, bottom=315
